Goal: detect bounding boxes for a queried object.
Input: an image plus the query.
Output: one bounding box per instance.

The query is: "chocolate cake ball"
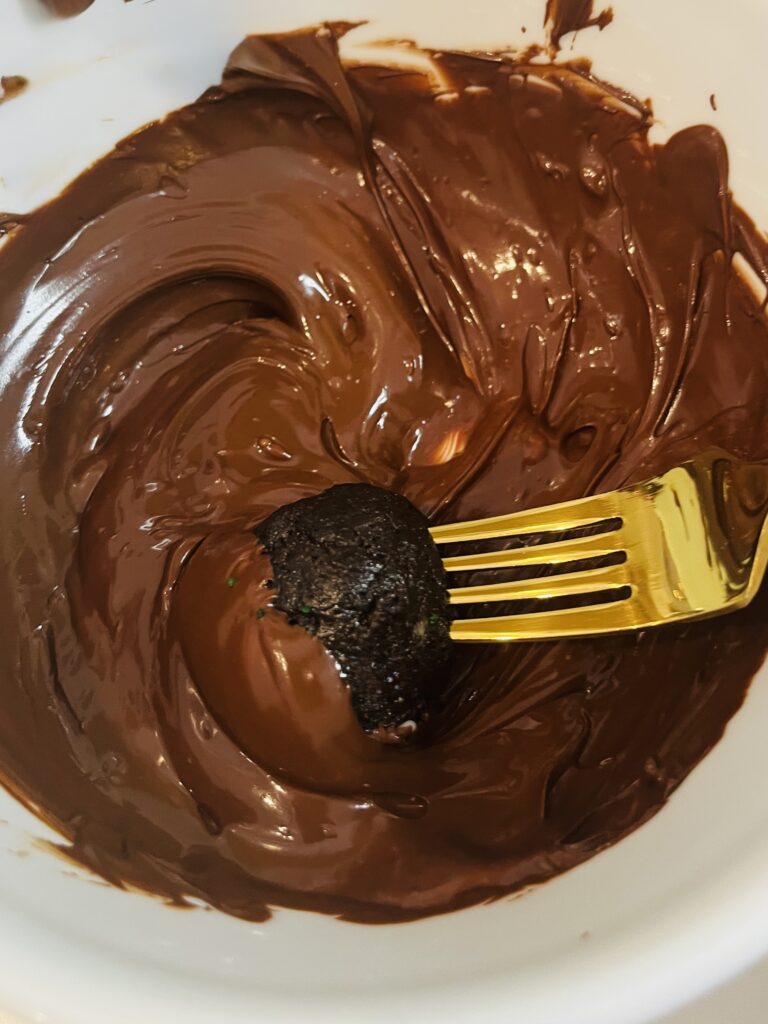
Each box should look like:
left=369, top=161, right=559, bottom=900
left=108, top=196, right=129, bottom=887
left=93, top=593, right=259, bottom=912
left=255, top=484, right=452, bottom=737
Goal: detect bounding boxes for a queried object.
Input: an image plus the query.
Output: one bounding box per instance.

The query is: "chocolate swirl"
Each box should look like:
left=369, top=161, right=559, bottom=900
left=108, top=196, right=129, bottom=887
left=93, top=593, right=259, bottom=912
left=0, top=27, right=767, bottom=923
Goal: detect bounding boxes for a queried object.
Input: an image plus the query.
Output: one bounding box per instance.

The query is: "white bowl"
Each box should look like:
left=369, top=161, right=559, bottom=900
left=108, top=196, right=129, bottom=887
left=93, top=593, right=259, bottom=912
left=1, top=1, right=768, bottom=1022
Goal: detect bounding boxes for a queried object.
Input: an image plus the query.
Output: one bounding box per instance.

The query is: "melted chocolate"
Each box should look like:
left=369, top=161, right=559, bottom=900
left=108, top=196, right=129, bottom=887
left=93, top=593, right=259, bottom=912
left=40, top=0, right=95, bottom=15
left=0, top=76, right=29, bottom=104
left=544, top=0, right=614, bottom=50
left=0, top=26, right=767, bottom=923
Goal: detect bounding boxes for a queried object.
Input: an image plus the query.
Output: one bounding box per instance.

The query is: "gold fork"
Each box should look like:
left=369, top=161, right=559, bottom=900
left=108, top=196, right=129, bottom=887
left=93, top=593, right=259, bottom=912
left=430, top=450, right=768, bottom=642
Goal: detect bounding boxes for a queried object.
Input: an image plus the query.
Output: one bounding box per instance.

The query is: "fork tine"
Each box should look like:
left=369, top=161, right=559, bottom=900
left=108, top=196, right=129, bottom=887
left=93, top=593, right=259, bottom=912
left=441, top=530, right=624, bottom=573
left=448, top=563, right=629, bottom=604
left=450, top=596, right=638, bottom=642
left=430, top=492, right=621, bottom=545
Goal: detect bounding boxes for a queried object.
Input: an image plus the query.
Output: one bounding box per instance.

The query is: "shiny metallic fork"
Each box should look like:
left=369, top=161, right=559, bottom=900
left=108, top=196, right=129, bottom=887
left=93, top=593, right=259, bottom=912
left=430, top=451, right=768, bottom=642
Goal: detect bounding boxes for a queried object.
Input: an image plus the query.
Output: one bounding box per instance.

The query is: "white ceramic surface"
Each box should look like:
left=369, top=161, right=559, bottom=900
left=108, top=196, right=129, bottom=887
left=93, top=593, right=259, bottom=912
left=1, top=1, right=768, bottom=1022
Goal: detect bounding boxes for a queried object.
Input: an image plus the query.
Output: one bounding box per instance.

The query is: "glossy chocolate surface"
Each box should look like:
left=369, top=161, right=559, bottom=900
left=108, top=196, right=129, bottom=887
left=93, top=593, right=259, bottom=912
left=0, top=26, right=767, bottom=922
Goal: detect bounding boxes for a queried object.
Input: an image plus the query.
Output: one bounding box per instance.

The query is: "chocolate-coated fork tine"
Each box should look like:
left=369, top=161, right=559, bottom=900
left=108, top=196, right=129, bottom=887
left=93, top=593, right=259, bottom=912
left=441, top=530, right=624, bottom=573
left=448, top=562, right=629, bottom=604
left=430, top=491, right=621, bottom=545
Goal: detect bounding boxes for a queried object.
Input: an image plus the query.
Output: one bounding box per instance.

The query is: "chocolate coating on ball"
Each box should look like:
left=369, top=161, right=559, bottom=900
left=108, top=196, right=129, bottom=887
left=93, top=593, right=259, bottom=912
left=255, top=484, right=452, bottom=735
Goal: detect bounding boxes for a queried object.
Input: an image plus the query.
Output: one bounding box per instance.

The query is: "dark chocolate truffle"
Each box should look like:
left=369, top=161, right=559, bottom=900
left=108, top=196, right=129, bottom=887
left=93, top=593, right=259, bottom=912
left=255, top=484, right=452, bottom=737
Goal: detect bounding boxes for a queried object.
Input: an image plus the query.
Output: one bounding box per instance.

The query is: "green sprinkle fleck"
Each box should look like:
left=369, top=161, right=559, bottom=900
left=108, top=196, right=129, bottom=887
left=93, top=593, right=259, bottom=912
left=226, top=576, right=238, bottom=588
left=299, top=605, right=311, bottom=614
left=429, top=613, right=441, bottom=626
left=255, top=608, right=266, bottom=619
